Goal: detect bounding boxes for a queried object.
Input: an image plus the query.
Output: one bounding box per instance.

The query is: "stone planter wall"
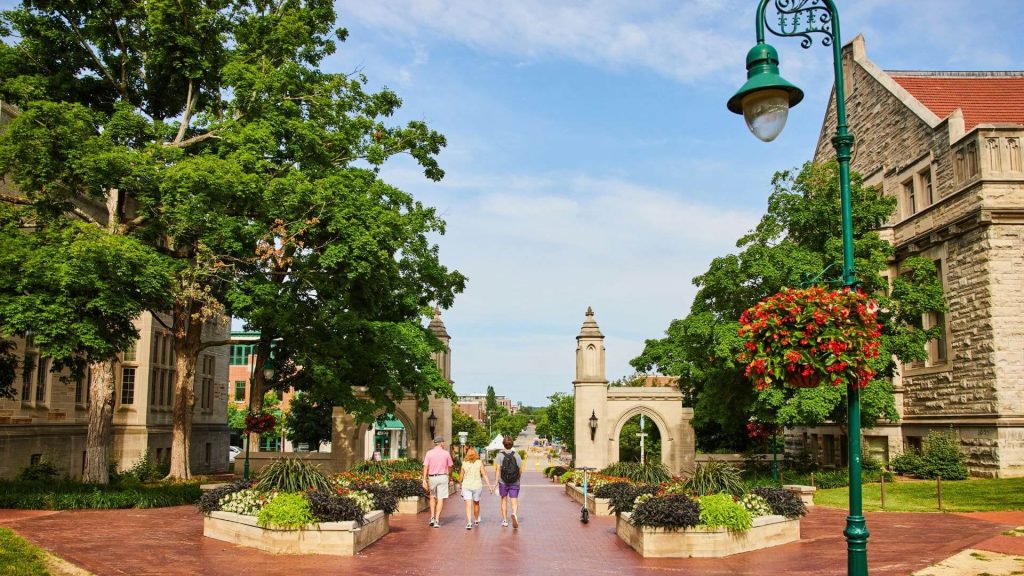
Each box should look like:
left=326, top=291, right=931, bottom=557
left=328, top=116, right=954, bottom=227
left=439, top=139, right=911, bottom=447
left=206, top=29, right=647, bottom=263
left=564, top=483, right=613, bottom=516
left=616, top=512, right=800, bottom=558
left=204, top=510, right=389, bottom=556
left=783, top=484, right=816, bottom=506
left=396, top=496, right=428, bottom=514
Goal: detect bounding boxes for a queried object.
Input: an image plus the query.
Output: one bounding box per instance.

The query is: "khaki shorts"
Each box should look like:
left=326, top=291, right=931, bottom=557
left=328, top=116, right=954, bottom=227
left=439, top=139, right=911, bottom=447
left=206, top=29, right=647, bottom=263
left=428, top=475, right=450, bottom=499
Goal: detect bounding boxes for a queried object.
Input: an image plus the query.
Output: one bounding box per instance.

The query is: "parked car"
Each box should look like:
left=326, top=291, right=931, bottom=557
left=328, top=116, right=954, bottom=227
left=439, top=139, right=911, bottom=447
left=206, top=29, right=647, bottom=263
left=228, top=445, right=242, bottom=463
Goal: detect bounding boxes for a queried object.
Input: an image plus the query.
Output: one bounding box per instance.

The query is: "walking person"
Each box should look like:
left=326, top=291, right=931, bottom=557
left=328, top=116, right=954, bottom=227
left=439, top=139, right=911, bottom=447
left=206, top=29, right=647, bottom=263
left=459, top=448, right=493, bottom=530
left=422, top=435, right=454, bottom=528
left=494, top=436, right=523, bottom=528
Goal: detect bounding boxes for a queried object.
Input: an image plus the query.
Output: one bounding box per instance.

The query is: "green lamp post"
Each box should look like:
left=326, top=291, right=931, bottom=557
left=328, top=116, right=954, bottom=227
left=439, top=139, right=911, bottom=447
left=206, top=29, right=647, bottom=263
left=728, top=2, right=867, bottom=576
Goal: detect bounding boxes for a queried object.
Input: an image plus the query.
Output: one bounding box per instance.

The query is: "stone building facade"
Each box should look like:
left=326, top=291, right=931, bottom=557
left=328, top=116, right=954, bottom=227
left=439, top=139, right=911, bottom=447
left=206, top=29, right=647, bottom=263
left=0, top=314, right=231, bottom=479
left=798, top=36, right=1024, bottom=477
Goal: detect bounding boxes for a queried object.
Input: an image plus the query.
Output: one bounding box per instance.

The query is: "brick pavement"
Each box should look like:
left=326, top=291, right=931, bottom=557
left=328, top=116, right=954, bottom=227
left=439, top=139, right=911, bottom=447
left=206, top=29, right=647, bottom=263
left=1, top=468, right=1021, bottom=576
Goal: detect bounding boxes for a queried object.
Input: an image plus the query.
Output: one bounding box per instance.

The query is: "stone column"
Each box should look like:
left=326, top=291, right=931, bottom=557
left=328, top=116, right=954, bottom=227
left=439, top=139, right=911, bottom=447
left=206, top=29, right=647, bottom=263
left=573, top=307, right=609, bottom=469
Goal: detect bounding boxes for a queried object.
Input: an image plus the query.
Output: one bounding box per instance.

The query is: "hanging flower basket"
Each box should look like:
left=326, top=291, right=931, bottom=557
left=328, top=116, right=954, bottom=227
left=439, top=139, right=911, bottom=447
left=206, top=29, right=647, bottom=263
left=244, top=411, right=277, bottom=435
left=737, top=286, right=882, bottom=391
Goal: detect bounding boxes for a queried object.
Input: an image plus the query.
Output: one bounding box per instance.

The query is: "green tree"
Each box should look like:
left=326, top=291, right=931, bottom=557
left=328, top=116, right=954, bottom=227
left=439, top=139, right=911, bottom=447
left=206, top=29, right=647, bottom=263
left=633, top=161, right=945, bottom=451
left=0, top=1, right=463, bottom=479
left=485, top=386, right=498, bottom=417
left=451, top=406, right=488, bottom=450
left=492, top=412, right=529, bottom=437
left=618, top=415, right=662, bottom=464
left=227, top=403, right=246, bottom=434
left=284, top=391, right=333, bottom=451
left=542, top=392, right=575, bottom=451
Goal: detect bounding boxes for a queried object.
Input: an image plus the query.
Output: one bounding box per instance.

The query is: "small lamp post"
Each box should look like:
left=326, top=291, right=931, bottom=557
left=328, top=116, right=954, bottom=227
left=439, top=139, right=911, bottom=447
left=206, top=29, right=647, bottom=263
left=427, top=409, right=437, bottom=440
left=588, top=410, right=598, bottom=442
left=728, top=2, right=866, bottom=575
left=243, top=363, right=276, bottom=480
left=458, top=430, right=468, bottom=457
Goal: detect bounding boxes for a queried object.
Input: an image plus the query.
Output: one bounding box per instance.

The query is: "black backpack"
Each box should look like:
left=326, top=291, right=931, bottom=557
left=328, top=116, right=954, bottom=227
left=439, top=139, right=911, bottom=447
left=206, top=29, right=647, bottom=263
left=499, top=450, right=520, bottom=484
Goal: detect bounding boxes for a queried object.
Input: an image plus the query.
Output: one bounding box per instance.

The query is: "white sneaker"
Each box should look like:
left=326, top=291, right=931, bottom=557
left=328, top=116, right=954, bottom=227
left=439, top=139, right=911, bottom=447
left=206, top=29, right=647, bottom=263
left=466, top=522, right=473, bottom=530
left=475, top=517, right=480, bottom=525
left=432, top=520, right=441, bottom=528
left=501, top=519, right=509, bottom=527
left=429, top=517, right=437, bottom=527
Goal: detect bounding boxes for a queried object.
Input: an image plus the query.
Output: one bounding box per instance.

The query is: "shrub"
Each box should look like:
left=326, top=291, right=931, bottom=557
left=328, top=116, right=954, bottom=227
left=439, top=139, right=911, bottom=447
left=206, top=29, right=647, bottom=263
left=687, top=460, right=744, bottom=497
left=350, top=458, right=422, bottom=476
left=125, top=452, right=169, bottom=483
left=219, top=488, right=275, bottom=516
left=351, top=482, right=399, bottom=514
left=338, top=489, right=376, bottom=514
left=599, top=462, right=672, bottom=485
left=198, top=480, right=251, bottom=514
left=631, top=494, right=700, bottom=530
left=889, top=451, right=922, bottom=476
left=517, top=449, right=527, bottom=460
left=0, top=480, right=200, bottom=510
left=813, top=470, right=849, bottom=489
left=256, top=458, right=333, bottom=493
left=17, top=460, right=60, bottom=482
left=306, top=491, right=367, bottom=525
left=919, top=432, right=969, bottom=480
left=559, top=470, right=574, bottom=484
left=594, top=482, right=658, bottom=514
left=699, top=493, right=753, bottom=531
left=388, top=477, right=427, bottom=499
left=739, top=493, right=773, bottom=517
left=256, top=492, right=314, bottom=529
left=750, top=487, right=807, bottom=519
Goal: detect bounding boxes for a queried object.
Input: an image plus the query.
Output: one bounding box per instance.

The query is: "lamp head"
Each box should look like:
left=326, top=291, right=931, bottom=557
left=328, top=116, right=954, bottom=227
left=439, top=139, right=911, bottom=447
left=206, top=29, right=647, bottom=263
left=588, top=410, right=598, bottom=430
left=727, top=42, right=804, bottom=142
left=262, top=365, right=275, bottom=382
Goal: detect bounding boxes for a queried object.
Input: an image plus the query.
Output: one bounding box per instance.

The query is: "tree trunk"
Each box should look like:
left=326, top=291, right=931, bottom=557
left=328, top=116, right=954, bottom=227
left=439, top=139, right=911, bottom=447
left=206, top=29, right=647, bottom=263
left=83, top=360, right=116, bottom=483
left=246, top=341, right=272, bottom=452
left=166, top=302, right=203, bottom=481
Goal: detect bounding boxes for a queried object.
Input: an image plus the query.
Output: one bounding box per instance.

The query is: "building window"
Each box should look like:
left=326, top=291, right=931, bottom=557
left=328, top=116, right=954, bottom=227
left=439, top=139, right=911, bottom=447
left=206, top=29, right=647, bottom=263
left=234, top=380, right=247, bottom=402
left=925, top=260, right=948, bottom=365
left=75, top=370, right=85, bottom=404
left=21, top=353, right=35, bottom=402
left=121, top=368, right=136, bottom=405
left=205, top=443, right=212, bottom=465
left=34, top=357, right=49, bottom=403
left=122, top=339, right=138, bottom=362
left=200, top=355, right=214, bottom=409
left=903, top=180, right=916, bottom=216
left=230, top=344, right=253, bottom=365
left=920, top=169, right=933, bottom=206
left=966, top=141, right=979, bottom=178
left=30, top=453, right=42, bottom=466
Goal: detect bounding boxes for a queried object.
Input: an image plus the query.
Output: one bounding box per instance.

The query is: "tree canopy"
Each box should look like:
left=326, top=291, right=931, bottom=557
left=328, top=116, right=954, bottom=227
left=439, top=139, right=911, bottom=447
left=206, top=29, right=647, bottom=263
left=632, top=161, right=945, bottom=451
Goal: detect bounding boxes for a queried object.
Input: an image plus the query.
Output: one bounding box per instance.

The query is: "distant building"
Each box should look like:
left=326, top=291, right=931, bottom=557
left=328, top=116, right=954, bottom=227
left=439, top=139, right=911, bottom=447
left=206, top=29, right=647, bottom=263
left=456, top=392, right=520, bottom=422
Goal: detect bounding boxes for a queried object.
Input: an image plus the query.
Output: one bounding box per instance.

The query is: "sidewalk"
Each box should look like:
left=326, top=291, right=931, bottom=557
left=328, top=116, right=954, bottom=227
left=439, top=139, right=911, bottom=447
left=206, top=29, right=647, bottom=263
left=1, top=468, right=1020, bottom=576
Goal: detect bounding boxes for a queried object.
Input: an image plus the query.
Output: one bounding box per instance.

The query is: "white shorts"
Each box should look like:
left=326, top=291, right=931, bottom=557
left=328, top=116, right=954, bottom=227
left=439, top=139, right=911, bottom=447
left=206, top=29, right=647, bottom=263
left=462, top=487, right=482, bottom=501
left=428, top=475, right=450, bottom=499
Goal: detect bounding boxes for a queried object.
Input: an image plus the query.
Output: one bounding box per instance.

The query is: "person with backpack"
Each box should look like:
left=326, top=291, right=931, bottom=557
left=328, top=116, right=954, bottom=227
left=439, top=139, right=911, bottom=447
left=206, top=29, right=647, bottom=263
left=494, top=436, right=523, bottom=528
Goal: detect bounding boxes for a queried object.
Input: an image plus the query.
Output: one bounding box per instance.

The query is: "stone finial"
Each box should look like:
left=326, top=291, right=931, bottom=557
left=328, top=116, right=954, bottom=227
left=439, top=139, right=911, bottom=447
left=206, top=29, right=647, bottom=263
left=428, top=305, right=449, bottom=339
left=578, top=306, right=604, bottom=338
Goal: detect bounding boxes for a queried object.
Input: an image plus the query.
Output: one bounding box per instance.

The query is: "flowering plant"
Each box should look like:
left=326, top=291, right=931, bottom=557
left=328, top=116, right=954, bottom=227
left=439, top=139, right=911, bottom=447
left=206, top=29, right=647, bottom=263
left=737, top=286, right=882, bottom=391
left=244, top=410, right=277, bottom=435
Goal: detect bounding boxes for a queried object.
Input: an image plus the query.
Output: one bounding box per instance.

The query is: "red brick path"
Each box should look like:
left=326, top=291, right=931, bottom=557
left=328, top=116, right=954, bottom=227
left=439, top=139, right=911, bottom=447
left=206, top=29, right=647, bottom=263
left=1, top=468, right=1021, bottom=576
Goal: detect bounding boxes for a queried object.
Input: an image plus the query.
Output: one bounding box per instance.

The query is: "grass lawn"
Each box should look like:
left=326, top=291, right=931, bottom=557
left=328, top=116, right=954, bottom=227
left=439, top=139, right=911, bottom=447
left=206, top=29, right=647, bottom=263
left=0, top=528, right=50, bottom=576
left=814, top=477, right=1024, bottom=512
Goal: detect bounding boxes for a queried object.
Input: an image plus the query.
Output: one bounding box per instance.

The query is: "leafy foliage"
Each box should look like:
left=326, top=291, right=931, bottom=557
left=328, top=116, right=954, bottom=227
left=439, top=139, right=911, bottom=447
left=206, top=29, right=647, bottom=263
left=739, top=493, right=773, bottom=517
left=631, top=495, right=701, bottom=530
left=198, top=480, right=252, bottom=514
left=125, top=452, right=170, bottom=483
left=632, top=161, right=945, bottom=450
left=598, top=462, right=672, bottom=485
left=544, top=465, right=569, bottom=479
left=16, top=461, right=59, bottom=483
left=698, top=493, right=753, bottom=531
left=451, top=406, right=490, bottom=449
left=536, top=392, right=574, bottom=448
left=750, top=487, right=807, bottom=519
left=306, top=491, right=367, bottom=525
left=891, top=431, right=969, bottom=480
left=686, top=460, right=744, bottom=497
left=284, top=391, right=333, bottom=450
left=350, top=483, right=399, bottom=515
left=349, top=458, right=422, bottom=476
left=618, top=414, right=662, bottom=464
left=595, top=482, right=659, bottom=514
left=0, top=480, right=200, bottom=510
left=388, top=477, right=427, bottom=499
left=256, top=492, right=314, bottom=529
left=255, top=458, right=333, bottom=493
left=219, top=489, right=275, bottom=516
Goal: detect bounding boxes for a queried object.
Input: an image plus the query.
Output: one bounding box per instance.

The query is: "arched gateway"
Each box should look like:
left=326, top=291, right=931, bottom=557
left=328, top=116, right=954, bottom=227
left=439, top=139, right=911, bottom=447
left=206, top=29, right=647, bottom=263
left=573, top=308, right=695, bottom=474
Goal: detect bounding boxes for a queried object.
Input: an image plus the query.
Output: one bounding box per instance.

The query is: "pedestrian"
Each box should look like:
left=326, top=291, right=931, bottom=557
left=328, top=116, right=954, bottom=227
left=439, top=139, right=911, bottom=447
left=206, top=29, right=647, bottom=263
left=459, top=448, right=493, bottom=530
left=494, top=435, right=522, bottom=528
left=421, top=435, right=453, bottom=528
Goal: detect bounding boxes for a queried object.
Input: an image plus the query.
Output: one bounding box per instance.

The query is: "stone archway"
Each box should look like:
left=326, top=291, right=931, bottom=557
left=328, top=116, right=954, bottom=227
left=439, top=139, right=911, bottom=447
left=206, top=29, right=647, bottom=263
left=610, top=405, right=669, bottom=466
left=572, top=307, right=695, bottom=474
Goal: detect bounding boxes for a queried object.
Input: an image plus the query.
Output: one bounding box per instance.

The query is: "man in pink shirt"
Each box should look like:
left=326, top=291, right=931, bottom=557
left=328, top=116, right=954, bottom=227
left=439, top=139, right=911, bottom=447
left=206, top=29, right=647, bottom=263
left=421, top=435, right=454, bottom=528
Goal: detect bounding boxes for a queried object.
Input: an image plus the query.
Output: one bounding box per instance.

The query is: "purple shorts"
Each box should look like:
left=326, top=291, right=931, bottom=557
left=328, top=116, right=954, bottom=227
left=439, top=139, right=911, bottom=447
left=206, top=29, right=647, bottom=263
left=498, top=483, right=520, bottom=498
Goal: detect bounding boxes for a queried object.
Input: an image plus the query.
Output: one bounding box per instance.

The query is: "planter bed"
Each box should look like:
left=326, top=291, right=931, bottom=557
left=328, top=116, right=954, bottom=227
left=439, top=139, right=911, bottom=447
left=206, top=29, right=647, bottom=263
left=616, top=512, right=800, bottom=558
left=564, top=483, right=613, bottom=516
left=204, top=510, right=389, bottom=555
left=396, top=496, right=428, bottom=514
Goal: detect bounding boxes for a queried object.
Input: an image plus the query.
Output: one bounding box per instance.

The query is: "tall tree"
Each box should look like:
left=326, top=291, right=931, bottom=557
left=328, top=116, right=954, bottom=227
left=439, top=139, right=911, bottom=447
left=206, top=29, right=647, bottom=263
left=0, top=1, right=463, bottom=479
left=542, top=392, right=575, bottom=451
left=485, top=386, right=498, bottom=417
left=633, top=161, right=944, bottom=451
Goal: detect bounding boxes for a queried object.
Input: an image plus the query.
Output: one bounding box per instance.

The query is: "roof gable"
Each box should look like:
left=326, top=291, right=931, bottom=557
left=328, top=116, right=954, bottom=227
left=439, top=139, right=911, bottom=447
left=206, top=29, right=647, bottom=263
left=889, top=73, right=1024, bottom=131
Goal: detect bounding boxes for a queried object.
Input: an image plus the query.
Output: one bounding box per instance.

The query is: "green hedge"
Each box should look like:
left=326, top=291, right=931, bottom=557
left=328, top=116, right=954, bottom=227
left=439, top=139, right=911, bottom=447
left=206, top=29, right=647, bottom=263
left=0, top=480, right=201, bottom=510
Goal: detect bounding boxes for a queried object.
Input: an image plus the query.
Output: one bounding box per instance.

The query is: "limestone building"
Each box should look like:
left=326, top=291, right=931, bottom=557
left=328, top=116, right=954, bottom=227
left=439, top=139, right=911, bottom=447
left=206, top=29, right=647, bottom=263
left=799, top=36, right=1024, bottom=477
left=0, top=315, right=231, bottom=479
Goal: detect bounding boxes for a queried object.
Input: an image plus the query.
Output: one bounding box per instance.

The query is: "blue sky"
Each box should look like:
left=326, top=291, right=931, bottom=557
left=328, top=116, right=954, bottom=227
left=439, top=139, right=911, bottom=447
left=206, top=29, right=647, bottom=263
left=326, top=1, right=1024, bottom=406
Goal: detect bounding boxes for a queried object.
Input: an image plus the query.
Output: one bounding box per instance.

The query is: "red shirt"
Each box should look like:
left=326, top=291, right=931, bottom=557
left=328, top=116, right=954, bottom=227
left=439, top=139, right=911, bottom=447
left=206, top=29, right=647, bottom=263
left=423, top=446, right=453, bottom=475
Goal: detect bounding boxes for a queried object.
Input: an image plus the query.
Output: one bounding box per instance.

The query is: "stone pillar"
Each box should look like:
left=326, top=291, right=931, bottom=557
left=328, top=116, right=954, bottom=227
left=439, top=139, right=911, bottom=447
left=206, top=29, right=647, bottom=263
left=574, top=307, right=609, bottom=469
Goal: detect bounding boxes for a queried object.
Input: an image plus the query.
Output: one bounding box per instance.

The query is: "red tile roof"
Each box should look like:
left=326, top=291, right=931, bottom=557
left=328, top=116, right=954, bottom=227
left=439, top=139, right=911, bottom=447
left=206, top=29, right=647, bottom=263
left=889, top=73, right=1024, bottom=131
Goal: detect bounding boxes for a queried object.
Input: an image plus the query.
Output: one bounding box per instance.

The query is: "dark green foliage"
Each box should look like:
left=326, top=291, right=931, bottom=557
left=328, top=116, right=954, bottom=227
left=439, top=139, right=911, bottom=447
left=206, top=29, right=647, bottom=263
left=594, top=482, right=658, bottom=514
left=306, top=491, right=366, bottom=525
left=919, top=432, right=969, bottom=480
left=617, top=414, right=662, bottom=464
left=197, top=480, right=252, bottom=514
left=631, top=495, right=700, bottom=530
left=0, top=480, right=200, bottom=509
left=698, top=493, right=752, bottom=531
left=349, top=458, right=423, bottom=476
left=599, top=462, right=672, bottom=484
left=750, top=487, right=807, bottom=519
left=284, top=392, right=333, bottom=450
left=351, top=483, right=399, bottom=515
left=813, top=470, right=850, bottom=489
left=255, top=458, right=333, bottom=493
left=125, top=452, right=170, bottom=483
left=387, top=477, right=427, bottom=499
left=544, top=465, right=568, bottom=478
left=0, top=340, right=17, bottom=399
left=889, top=451, right=923, bottom=476
left=16, top=461, right=59, bottom=482
left=686, top=460, right=744, bottom=496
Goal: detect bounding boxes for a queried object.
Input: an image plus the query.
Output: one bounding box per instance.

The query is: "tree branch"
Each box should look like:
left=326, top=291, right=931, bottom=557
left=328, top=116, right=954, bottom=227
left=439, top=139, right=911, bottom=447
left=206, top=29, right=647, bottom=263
left=57, top=11, right=127, bottom=99
left=165, top=131, right=220, bottom=149
left=0, top=193, right=33, bottom=206
left=198, top=338, right=233, bottom=351
left=173, top=79, right=197, bottom=145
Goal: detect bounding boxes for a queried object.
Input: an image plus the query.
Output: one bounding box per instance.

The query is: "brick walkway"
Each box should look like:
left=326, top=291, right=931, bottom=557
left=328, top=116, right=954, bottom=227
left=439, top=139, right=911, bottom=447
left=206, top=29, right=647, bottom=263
left=1, top=468, right=1022, bottom=576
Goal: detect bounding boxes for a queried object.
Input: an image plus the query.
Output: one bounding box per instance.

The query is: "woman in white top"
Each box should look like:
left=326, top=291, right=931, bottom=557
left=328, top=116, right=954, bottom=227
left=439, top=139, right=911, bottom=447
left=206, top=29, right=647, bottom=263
left=459, top=448, right=493, bottom=530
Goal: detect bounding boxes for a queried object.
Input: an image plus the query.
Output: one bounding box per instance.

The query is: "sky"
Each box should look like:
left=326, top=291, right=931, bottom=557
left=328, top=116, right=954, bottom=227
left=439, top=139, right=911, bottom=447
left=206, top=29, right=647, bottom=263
left=323, top=1, right=1024, bottom=406
left=5, top=1, right=1022, bottom=407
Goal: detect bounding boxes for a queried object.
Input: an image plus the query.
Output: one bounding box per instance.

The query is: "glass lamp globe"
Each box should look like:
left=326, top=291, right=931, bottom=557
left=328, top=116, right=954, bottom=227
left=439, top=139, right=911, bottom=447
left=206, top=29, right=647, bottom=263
left=742, top=89, right=791, bottom=142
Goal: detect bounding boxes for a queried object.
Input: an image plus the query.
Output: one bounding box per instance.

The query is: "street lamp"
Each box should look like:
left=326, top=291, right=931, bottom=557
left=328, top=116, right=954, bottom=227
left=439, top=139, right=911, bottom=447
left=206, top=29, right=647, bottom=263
left=588, top=410, right=598, bottom=442
left=728, top=2, right=866, bottom=576
left=458, top=430, right=468, bottom=457
left=244, top=363, right=276, bottom=480
left=427, top=409, right=437, bottom=439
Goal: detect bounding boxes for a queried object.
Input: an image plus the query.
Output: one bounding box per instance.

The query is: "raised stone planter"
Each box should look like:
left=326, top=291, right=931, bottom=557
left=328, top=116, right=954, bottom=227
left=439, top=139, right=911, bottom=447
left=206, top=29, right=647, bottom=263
left=564, top=483, right=613, bottom=516
left=396, top=496, right=428, bottom=514
left=616, top=512, right=800, bottom=558
left=204, top=510, right=389, bottom=555
left=783, top=484, right=816, bottom=506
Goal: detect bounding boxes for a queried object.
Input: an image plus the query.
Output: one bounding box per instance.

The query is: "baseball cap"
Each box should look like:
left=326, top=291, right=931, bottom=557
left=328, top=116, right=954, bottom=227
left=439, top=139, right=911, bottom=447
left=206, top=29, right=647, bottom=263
left=433, top=435, right=444, bottom=444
